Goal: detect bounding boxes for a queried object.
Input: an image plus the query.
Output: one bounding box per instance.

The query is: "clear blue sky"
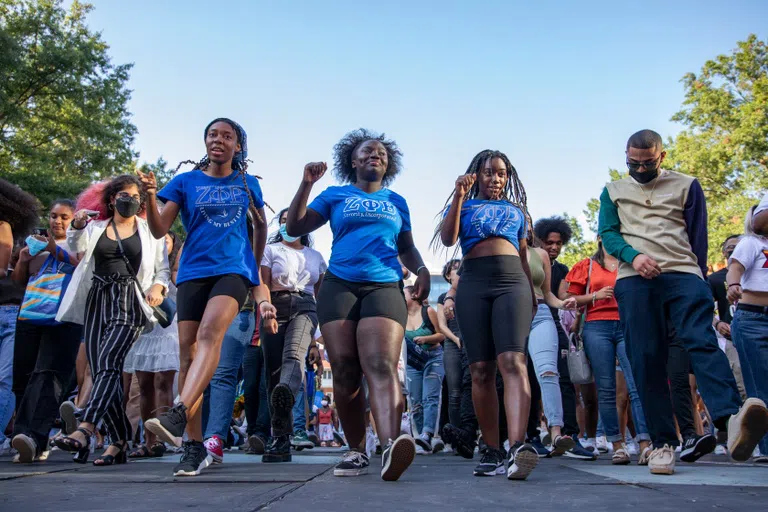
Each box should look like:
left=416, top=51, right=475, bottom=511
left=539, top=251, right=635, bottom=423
left=85, top=0, right=767, bottom=270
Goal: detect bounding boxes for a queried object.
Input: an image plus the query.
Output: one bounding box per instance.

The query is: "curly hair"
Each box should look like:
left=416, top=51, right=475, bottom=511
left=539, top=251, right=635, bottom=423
left=0, top=178, right=41, bottom=241
left=533, top=216, right=573, bottom=245
left=431, top=150, right=529, bottom=252
left=333, top=128, right=403, bottom=187
left=442, top=258, right=461, bottom=283
left=102, top=174, right=147, bottom=218
left=267, top=208, right=313, bottom=247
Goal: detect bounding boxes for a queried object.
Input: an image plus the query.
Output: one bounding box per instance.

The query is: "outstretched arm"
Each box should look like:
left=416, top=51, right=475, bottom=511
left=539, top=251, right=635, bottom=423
left=286, top=162, right=328, bottom=237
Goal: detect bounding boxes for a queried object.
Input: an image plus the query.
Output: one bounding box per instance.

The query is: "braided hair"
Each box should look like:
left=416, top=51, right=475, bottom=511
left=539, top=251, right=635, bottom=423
left=430, top=149, right=529, bottom=252
left=174, top=118, right=272, bottom=222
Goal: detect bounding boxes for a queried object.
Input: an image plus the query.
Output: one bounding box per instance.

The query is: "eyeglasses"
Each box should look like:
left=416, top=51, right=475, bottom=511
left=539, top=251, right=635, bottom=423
left=626, top=157, right=661, bottom=172
left=117, top=192, right=141, bottom=201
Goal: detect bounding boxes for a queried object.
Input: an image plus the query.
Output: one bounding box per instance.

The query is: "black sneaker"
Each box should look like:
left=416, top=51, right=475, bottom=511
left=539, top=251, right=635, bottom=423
left=415, top=433, right=432, bottom=452
left=381, top=435, right=416, bottom=481
left=680, top=433, right=716, bottom=463
left=563, top=439, right=598, bottom=461
left=308, top=431, right=320, bottom=446
left=333, top=450, right=370, bottom=477
left=507, top=442, right=539, bottom=480
left=527, top=437, right=551, bottom=458
left=270, top=384, right=295, bottom=435
left=443, top=423, right=476, bottom=459
left=59, top=401, right=78, bottom=436
left=473, top=447, right=505, bottom=476
left=245, top=434, right=267, bottom=455
left=145, top=403, right=187, bottom=448
left=262, top=434, right=292, bottom=463
left=173, top=440, right=212, bottom=477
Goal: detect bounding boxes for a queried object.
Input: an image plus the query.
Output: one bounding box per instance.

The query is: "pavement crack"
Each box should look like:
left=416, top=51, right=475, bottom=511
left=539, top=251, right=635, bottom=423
left=249, top=465, right=334, bottom=511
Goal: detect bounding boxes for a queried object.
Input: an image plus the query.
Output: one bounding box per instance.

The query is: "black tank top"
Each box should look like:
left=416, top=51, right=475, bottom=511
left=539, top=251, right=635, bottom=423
left=94, top=229, right=142, bottom=277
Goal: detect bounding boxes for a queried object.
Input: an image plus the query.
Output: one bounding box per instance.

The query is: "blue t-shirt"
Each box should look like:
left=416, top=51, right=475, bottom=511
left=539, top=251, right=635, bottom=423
left=455, top=199, right=527, bottom=256
left=308, top=185, right=410, bottom=283
left=158, top=169, right=265, bottom=286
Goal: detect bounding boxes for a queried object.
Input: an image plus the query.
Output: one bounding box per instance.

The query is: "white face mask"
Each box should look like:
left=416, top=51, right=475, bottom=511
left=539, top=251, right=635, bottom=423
left=321, top=400, right=329, bottom=407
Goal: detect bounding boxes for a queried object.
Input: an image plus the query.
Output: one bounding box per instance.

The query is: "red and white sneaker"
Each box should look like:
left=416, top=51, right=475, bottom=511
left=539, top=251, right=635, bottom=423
left=204, top=435, right=224, bottom=464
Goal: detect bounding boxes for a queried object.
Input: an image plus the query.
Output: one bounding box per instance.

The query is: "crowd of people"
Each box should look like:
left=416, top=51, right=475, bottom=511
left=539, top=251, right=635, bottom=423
left=0, top=122, right=767, bottom=483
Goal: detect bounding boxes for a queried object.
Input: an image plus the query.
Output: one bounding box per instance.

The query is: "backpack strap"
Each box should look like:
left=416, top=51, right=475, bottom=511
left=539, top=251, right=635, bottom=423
left=421, top=305, right=435, bottom=333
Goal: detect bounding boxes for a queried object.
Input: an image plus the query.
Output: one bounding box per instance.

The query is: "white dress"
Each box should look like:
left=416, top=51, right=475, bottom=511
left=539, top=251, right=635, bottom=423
left=123, top=283, right=179, bottom=373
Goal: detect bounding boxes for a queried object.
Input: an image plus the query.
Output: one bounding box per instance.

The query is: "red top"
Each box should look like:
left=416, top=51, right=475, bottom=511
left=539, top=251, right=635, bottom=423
left=566, top=258, right=620, bottom=322
left=318, top=408, right=333, bottom=424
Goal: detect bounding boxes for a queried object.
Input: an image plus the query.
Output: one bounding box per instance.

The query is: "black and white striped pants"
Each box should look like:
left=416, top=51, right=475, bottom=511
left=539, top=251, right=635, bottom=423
left=81, top=275, right=146, bottom=442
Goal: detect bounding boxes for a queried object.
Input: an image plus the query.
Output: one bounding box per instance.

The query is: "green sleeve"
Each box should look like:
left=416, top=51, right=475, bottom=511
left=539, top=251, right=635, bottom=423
left=597, top=186, right=640, bottom=265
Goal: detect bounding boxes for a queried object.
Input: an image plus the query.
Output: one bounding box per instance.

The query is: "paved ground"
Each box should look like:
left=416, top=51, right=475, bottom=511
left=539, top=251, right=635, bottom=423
left=1, top=447, right=766, bottom=511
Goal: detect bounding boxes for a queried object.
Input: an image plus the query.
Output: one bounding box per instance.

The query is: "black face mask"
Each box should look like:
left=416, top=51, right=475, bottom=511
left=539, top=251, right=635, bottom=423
left=115, top=197, right=140, bottom=218
left=629, top=168, right=659, bottom=184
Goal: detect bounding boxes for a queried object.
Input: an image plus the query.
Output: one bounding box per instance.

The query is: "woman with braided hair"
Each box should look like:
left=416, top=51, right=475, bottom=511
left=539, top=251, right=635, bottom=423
left=137, top=118, right=274, bottom=477
left=435, top=149, right=540, bottom=481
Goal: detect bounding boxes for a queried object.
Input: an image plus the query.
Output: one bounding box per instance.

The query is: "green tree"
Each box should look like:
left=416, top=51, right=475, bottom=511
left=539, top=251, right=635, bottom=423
left=0, top=0, right=136, bottom=207
left=666, top=34, right=767, bottom=264
left=134, top=157, right=186, bottom=240
left=558, top=212, right=597, bottom=269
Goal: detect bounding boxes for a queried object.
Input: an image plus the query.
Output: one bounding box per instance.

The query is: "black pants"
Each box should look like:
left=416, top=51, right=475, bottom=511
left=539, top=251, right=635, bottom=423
left=443, top=339, right=464, bottom=427
left=261, top=292, right=317, bottom=435
left=81, top=276, right=145, bottom=442
left=668, top=337, right=696, bottom=438
left=554, top=322, right=580, bottom=438
left=243, top=344, right=271, bottom=439
left=12, top=321, right=82, bottom=451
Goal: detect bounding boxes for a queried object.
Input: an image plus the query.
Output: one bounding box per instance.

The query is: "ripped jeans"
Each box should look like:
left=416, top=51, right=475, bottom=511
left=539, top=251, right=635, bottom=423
left=407, top=346, right=445, bottom=436
left=528, top=302, right=563, bottom=428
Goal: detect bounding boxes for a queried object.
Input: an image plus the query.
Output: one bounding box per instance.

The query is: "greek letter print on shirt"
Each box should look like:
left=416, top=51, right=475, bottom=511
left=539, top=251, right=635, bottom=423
left=308, top=185, right=411, bottom=283
left=454, top=199, right=527, bottom=256
left=157, top=169, right=265, bottom=286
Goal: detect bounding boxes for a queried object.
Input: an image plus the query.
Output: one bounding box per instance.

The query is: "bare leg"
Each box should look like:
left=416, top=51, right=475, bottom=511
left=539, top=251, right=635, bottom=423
left=136, top=371, right=156, bottom=446
left=616, top=370, right=629, bottom=442
left=177, top=296, right=240, bottom=441
left=356, top=318, right=405, bottom=445
left=496, top=351, right=530, bottom=446
left=471, top=361, right=500, bottom=450
left=321, top=320, right=365, bottom=452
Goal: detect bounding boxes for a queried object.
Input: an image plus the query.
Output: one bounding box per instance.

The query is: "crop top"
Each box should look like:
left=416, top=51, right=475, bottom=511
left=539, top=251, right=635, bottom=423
left=454, top=199, right=527, bottom=256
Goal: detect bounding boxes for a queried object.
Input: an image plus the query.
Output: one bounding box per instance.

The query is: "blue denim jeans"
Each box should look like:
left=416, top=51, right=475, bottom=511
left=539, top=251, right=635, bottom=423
left=583, top=320, right=650, bottom=443
left=293, top=379, right=306, bottom=432
left=407, top=346, right=445, bottom=435
left=202, top=311, right=255, bottom=440
left=731, top=307, right=768, bottom=455
left=0, top=305, right=18, bottom=442
left=615, top=273, right=741, bottom=446
left=528, top=303, right=563, bottom=428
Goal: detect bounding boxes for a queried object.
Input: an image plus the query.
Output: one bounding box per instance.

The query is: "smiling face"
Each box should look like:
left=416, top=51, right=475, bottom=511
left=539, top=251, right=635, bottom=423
left=206, top=121, right=241, bottom=165
left=477, top=157, right=507, bottom=200
left=48, top=203, right=74, bottom=240
left=351, top=140, right=388, bottom=183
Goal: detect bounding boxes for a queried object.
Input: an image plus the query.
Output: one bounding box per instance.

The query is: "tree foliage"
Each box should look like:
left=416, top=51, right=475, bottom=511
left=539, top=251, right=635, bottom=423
left=0, top=0, right=136, bottom=207
left=557, top=212, right=597, bottom=269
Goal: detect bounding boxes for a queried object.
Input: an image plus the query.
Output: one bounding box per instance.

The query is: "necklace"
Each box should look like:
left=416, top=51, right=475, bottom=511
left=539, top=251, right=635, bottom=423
left=633, top=171, right=665, bottom=206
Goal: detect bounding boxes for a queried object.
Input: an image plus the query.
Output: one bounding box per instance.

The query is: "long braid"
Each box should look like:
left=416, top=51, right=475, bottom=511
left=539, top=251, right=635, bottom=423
left=430, top=149, right=530, bottom=253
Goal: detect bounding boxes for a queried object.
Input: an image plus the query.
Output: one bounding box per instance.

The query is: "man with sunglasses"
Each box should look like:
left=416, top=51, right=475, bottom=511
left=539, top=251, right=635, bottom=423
left=597, top=129, right=768, bottom=476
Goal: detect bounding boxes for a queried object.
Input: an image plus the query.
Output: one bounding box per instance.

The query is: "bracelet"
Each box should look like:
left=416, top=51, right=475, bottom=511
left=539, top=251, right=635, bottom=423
left=416, top=265, right=428, bottom=275
left=258, top=300, right=269, bottom=308
left=727, top=283, right=741, bottom=288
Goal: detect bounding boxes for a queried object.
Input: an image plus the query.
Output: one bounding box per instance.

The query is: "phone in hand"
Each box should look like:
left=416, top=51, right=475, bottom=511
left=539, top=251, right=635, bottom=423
left=33, top=227, right=48, bottom=237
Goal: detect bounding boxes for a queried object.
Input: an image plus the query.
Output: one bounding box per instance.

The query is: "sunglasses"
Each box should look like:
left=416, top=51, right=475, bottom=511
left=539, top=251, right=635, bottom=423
left=626, top=157, right=661, bottom=172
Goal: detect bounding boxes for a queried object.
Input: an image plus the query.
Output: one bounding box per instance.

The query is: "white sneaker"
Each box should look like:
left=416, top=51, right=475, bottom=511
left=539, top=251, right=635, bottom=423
left=675, top=445, right=682, bottom=453
left=715, top=445, right=727, bottom=456
left=582, top=437, right=596, bottom=453
left=596, top=436, right=610, bottom=454
left=728, top=398, right=768, bottom=462
left=627, top=439, right=640, bottom=456
left=415, top=433, right=432, bottom=453
left=431, top=436, right=445, bottom=454
left=400, top=413, right=412, bottom=437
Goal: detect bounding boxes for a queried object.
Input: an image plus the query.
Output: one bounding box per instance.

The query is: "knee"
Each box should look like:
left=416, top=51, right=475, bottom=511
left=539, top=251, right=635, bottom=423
left=331, top=359, right=362, bottom=393
left=470, top=362, right=495, bottom=387
left=365, top=354, right=397, bottom=380
left=497, top=353, right=526, bottom=377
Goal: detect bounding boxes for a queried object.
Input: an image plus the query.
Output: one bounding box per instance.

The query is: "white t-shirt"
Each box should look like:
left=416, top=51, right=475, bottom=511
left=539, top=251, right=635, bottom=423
left=261, top=243, right=327, bottom=296
left=729, top=235, right=768, bottom=293
left=755, top=192, right=768, bottom=216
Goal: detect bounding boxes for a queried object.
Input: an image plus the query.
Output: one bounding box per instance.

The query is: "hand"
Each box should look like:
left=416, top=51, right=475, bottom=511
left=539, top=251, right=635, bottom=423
left=303, top=162, right=327, bottom=184
left=18, top=246, right=33, bottom=264
left=136, top=170, right=158, bottom=196
left=632, top=254, right=661, bottom=279
left=411, top=267, right=431, bottom=302
left=43, top=236, right=57, bottom=255
left=727, top=284, right=742, bottom=304
left=444, top=299, right=456, bottom=321
left=716, top=321, right=731, bottom=338
left=308, top=345, right=321, bottom=366
left=454, top=174, right=476, bottom=198
left=561, top=297, right=578, bottom=310
left=413, top=336, right=425, bottom=345
left=145, top=286, right=164, bottom=307
left=264, top=318, right=278, bottom=335
left=72, top=209, right=93, bottom=229
left=595, top=286, right=614, bottom=301
left=259, top=301, right=277, bottom=321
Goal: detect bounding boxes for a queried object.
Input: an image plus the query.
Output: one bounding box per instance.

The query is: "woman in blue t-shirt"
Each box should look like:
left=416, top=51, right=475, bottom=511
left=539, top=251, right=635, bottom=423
left=137, top=118, right=274, bottom=477
left=437, top=149, right=539, bottom=481
left=285, top=129, right=430, bottom=482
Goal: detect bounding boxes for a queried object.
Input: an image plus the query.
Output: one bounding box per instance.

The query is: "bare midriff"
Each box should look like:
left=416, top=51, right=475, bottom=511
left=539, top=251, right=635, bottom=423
left=464, top=237, right=520, bottom=260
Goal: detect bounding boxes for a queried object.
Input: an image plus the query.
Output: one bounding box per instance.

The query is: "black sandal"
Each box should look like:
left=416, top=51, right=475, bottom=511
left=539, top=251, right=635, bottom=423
left=149, top=442, right=167, bottom=457
left=53, top=427, right=92, bottom=464
left=127, top=444, right=152, bottom=458
left=93, top=441, right=127, bottom=466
